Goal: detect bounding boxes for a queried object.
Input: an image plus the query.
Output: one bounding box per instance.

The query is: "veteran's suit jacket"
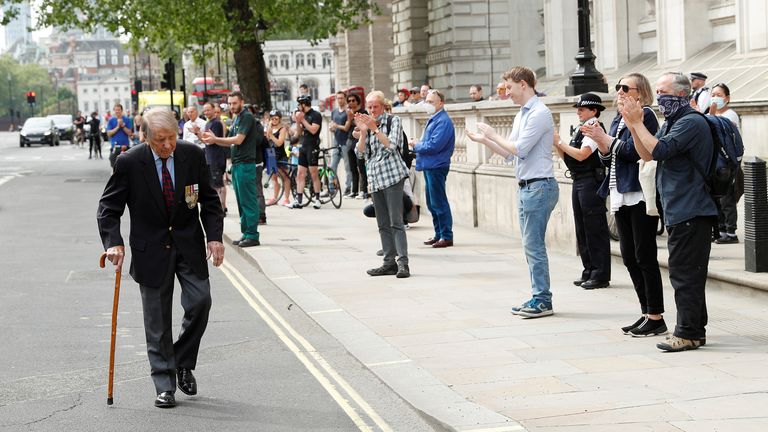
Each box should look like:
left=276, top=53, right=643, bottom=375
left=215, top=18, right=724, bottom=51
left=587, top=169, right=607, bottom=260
left=97, top=141, right=224, bottom=287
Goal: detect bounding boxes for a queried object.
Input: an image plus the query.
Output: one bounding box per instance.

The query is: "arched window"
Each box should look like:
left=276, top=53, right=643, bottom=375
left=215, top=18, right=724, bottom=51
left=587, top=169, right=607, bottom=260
left=269, top=55, right=278, bottom=69
left=322, top=53, right=332, bottom=69
left=280, top=54, right=289, bottom=69
left=296, top=53, right=305, bottom=68
left=303, top=78, right=319, bottom=100
left=307, top=54, right=316, bottom=69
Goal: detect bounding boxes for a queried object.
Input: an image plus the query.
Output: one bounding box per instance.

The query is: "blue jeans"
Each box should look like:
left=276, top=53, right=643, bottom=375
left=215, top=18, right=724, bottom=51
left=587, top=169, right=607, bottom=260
left=518, top=178, right=559, bottom=303
left=423, top=167, right=453, bottom=241
left=330, top=141, right=352, bottom=191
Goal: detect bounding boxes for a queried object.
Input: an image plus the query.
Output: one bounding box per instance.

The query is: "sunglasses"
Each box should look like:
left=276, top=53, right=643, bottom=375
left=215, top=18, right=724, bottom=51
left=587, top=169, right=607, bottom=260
left=347, top=99, right=356, bottom=103
left=615, top=84, right=638, bottom=93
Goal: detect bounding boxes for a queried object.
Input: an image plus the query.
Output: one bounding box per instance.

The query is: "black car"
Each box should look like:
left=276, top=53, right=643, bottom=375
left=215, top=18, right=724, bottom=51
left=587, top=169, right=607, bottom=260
left=48, top=114, right=75, bottom=141
left=20, top=117, right=60, bottom=147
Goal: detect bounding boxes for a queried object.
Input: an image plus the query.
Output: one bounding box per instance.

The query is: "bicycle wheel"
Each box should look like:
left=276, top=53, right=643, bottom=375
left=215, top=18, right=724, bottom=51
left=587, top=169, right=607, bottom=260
left=262, top=170, right=283, bottom=205
left=325, top=168, right=342, bottom=208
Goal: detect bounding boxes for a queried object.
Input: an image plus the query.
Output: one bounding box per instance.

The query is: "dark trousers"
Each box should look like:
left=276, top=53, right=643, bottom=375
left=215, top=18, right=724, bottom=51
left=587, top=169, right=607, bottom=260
left=615, top=201, right=664, bottom=314
left=572, top=177, right=611, bottom=281
left=88, top=135, right=101, bottom=158
left=346, top=144, right=360, bottom=193
left=139, top=248, right=212, bottom=394
left=372, top=178, right=408, bottom=265
left=667, top=216, right=713, bottom=340
left=350, top=152, right=368, bottom=195
left=718, top=167, right=743, bottom=234
left=423, top=167, right=453, bottom=241
left=253, top=164, right=266, bottom=221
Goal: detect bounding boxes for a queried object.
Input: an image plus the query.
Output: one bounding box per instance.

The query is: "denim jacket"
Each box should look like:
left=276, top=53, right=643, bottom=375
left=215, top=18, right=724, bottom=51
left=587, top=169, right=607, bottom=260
left=597, top=108, right=659, bottom=199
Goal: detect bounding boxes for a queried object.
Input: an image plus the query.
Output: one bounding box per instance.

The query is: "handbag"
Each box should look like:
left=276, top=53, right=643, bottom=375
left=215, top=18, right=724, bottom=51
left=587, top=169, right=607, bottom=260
left=638, top=159, right=658, bottom=216
left=264, top=146, right=278, bottom=175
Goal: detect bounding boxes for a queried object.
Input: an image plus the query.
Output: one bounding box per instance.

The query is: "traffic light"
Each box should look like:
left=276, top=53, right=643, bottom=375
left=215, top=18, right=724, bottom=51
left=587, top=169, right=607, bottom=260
left=160, top=61, right=175, bottom=90
left=26, top=91, right=36, bottom=105
left=131, top=89, right=139, bottom=108
left=134, top=79, right=143, bottom=93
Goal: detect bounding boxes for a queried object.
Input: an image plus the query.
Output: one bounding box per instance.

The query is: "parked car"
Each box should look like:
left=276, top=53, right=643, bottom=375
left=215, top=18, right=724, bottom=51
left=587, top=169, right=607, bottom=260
left=20, top=117, right=60, bottom=147
left=47, top=114, right=75, bottom=141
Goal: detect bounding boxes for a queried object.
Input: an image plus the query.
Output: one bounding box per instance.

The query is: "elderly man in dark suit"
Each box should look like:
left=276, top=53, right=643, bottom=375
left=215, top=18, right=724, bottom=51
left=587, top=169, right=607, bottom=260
left=97, top=108, right=225, bottom=408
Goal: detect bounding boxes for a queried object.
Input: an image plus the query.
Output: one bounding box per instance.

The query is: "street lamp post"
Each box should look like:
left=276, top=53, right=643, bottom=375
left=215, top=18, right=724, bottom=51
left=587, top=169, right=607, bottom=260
left=565, top=0, right=608, bottom=96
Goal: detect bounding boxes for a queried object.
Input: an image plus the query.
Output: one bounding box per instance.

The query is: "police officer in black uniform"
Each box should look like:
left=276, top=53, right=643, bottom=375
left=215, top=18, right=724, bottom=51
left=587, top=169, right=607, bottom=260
left=553, top=93, right=611, bottom=290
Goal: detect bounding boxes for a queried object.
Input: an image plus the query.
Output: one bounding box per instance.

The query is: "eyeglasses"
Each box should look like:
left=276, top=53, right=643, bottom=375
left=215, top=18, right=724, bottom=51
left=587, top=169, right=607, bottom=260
left=347, top=99, right=356, bottom=103
left=615, top=84, right=638, bottom=93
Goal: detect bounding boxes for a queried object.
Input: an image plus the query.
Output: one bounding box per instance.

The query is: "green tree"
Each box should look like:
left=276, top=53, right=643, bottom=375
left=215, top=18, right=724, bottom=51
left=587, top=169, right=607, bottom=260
left=2, top=0, right=378, bottom=110
left=0, top=55, right=58, bottom=118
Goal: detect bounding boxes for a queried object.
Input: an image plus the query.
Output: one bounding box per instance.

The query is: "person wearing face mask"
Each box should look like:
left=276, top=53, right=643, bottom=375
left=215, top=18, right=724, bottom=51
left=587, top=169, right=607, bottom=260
left=354, top=90, right=411, bottom=278
left=617, top=72, right=717, bottom=352
left=708, top=83, right=743, bottom=244
left=408, top=90, right=455, bottom=248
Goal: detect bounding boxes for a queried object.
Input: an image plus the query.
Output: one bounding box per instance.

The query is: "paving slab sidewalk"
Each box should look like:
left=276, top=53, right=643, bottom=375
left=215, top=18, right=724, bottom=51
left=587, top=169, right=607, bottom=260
left=224, top=196, right=768, bottom=432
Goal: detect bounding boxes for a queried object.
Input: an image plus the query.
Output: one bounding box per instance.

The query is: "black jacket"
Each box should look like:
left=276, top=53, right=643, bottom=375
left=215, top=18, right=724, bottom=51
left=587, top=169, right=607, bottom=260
left=97, top=141, right=224, bottom=287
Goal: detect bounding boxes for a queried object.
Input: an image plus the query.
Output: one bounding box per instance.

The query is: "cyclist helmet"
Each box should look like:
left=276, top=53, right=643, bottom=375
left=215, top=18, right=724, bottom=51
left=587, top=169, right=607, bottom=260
left=269, top=109, right=282, bottom=118
left=296, top=95, right=312, bottom=106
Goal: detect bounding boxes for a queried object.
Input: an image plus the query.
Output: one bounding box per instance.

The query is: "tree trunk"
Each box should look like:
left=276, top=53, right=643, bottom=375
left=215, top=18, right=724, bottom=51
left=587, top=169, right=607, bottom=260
left=233, top=39, right=270, bottom=111
left=226, top=0, right=271, bottom=111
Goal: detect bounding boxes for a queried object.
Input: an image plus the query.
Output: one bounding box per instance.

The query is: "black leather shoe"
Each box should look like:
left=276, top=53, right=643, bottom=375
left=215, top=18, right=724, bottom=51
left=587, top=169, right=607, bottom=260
left=177, top=368, right=197, bottom=396
left=423, top=237, right=438, bottom=245
left=581, top=279, right=610, bottom=290
left=367, top=264, right=398, bottom=276
left=154, top=391, right=176, bottom=408
left=232, top=237, right=244, bottom=246
left=376, top=249, right=384, bottom=256
left=396, top=263, right=410, bottom=278
left=573, top=277, right=588, bottom=286
left=238, top=238, right=261, bottom=248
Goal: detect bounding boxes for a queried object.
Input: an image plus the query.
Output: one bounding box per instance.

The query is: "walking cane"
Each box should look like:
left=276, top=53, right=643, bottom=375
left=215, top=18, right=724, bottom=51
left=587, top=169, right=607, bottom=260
left=99, top=252, right=121, bottom=405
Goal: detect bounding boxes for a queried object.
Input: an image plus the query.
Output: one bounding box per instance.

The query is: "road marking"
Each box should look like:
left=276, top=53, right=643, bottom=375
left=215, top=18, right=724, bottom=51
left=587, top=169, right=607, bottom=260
left=365, top=359, right=413, bottom=368
left=461, top=426, right=526, bottom=432
left=220, top=262, right=392, bottom=432
left=0, top=176, right=15, bottom=187
left=308, top=309, right=344, bottom=315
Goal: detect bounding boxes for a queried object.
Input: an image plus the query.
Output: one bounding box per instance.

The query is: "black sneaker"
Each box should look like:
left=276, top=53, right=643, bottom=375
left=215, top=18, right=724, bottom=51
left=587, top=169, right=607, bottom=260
left=396, top=263, right=410, bottom=278
left=630, top=317, right=668, bottom=337
left=238, top=238, right=261, bottom=248
left=621, top=316, right=646, bottom=335
left=367, top=264, right=397, bottom=276
left=715, top=235, right=739, bottom=244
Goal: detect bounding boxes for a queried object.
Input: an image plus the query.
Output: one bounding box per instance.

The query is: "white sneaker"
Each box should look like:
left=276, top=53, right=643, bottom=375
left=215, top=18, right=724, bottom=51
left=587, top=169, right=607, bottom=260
left=313, top=199, right=321, bottom=209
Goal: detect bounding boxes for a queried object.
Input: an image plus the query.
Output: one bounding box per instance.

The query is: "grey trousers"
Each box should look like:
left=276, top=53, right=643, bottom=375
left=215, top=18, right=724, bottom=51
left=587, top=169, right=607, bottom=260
left=372, top=178, right=409, bottom=265
left=139, top=248, right=212, bottom=394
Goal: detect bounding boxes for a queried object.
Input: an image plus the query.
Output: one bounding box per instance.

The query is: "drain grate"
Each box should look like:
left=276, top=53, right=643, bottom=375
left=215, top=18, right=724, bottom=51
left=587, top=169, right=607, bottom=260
left=280, top=238, right=300, bottom=242
left=64, top=178, right=104, bottom=183
left=709, top=310, right=768, bottom=343
left=324, top=237, right=346, bottom=241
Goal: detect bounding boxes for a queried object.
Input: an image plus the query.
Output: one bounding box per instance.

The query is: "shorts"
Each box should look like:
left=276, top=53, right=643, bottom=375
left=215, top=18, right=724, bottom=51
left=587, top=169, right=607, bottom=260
left=209, top=163, right=225, bottom=188
left=298, top=144, right=319, bottom=167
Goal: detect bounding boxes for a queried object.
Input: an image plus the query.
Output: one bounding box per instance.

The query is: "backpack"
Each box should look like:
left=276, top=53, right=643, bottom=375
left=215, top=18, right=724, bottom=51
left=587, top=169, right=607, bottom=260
left=682, top=111, right=744, bottom=200
left=385, top=116, right=414, bottom=169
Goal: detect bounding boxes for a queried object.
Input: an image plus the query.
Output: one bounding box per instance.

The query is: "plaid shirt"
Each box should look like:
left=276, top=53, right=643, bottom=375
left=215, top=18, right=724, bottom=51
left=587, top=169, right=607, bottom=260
left=357, top=113, right=409, bottom=192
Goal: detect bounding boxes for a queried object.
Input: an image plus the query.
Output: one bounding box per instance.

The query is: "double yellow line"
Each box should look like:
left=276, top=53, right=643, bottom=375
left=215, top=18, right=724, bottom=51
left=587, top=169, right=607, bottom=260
left=220, top=261, right=393, bottom=432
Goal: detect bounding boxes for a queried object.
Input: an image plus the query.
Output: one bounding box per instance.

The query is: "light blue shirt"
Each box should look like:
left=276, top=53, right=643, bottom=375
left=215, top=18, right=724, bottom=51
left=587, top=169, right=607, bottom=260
left=506, top=96, right=555, bottom=181
left=151, top=148, right=175, bottom=190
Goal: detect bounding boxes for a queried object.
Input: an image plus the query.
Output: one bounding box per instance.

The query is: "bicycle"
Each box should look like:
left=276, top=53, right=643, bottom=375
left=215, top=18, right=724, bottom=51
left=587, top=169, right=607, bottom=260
left=293, top=146, right=342, bottom=209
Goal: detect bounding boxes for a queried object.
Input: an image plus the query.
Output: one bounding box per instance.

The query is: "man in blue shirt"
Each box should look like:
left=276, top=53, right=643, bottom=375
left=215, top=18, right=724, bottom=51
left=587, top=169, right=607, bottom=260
left=410, top=89, right=455, bottom=248
left=467, top=66, right=558, bottom=319
left=106, top=103, right=133, bottom=168
left=621, top=72, right=717, bottom=352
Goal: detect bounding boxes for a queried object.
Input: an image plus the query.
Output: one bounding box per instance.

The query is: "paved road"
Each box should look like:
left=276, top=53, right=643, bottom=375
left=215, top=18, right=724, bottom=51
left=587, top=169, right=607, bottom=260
left=0, top=133, right=444, bottom=432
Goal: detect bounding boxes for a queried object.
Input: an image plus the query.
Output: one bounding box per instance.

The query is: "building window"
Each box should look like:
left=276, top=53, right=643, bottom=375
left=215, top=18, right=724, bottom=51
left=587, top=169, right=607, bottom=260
left=111, top=48, right=118, bottom=55
left=280, top=54, right=289, bottom=69
left=296, top=54, right=305, bottom=68
left=114, top=87, right=119, bottom=92
left=84, top=102, right=89, bottom=112
left=83, top=88, right=88, bottom=94
left=104, top=87, right=109, bottom=93
left=105, top=101, right=110, bottom=111
left=307, top=54, right=316, bottom=69
left=322, top=53, right=332, bottom=68
left=99, top=49, right=106, bottom=56
left=124, top=86, right=129, bottom=92
left=111, top=56, right=118, bottom=65
left=100, top=56, right=106, bottom=65
left=268, top=55, right=278, bottom=69
left=303, top=78, right=319, bottom=100
left=123, top=55, right=129, bottom=65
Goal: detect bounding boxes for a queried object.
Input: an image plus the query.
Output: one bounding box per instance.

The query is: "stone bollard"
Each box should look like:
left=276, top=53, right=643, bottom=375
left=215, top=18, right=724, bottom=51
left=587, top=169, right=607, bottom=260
left=743, top=156, right=768, bottom=272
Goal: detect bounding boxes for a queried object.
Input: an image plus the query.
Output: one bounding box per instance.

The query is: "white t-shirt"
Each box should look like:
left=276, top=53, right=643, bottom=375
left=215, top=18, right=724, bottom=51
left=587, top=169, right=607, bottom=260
left=183, top=117, right=207, bottom=147
left=718, top=109, right=740, bottom=131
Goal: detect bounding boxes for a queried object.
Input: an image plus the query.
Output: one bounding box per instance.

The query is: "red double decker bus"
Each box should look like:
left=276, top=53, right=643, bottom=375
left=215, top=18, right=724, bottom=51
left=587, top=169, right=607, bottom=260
left=188, top=77, right=231, bottom=108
